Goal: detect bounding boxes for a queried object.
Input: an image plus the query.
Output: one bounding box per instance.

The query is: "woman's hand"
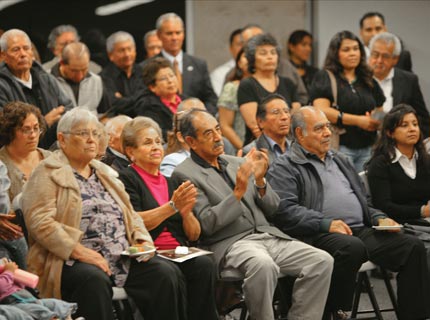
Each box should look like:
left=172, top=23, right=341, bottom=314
left=171, top=181, right=197, bottom=216
left=3, top=260, right=18, bottom=273
left=357, top=112, right=380, bottom=131
left=0, top=215, right=23, bottom=240
left=70, top=243, right=111, bottom=275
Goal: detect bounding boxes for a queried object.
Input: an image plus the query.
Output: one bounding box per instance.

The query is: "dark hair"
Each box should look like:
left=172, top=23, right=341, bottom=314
left=226, top=48, right=246, bottom=82
left=256, top=93, right=287, bottom=120
left=142, top=57, right=173, bottom=87
left=368, top=104, right=430, bottom=170
left=179, top=109, right=212, bottom=139
left=166, top=111, right=186, bottom=155
left=0, top=101, right=46, bottom=146
left=359, top=12, right=385, bottom=28
left=287, top=30, right=312, bottom=55
left=229, top=28, right=242, bottom=46
left=324, top=30, right=374, bottom=88
left=245, top=33, right=281, bottom=74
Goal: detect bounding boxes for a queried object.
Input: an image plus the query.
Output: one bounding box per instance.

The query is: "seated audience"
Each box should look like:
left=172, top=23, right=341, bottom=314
left=242, top=94, right=291, bottom=164
left=22, top=108, right=191, bottom=320
left=172, top=109, right=333, bottom=320
left=0, top=259, right=78, bottom=320
left=118, top=117, right=218, bottom=320
left=0, top=29, right=73, bottom=149
left=51, top=42, right=111, bottom=115
left=210, top=28, right=243, bottom=96
left=135, top=57, right=183, bottom=140
left=100, top=31, right=145, bottom=116
left=238, top=33, right=300, bottom=144
left=267, top=106, right=430, bottom=320
left=0, top=102, right=51, bottom=202
left=142, top=30, right=162, bottom=60
left=43, top=24, right=101, bottom=74
left=367, top=104, right=430, bottom=225
left=367, top=32, right=429, bottom=137
left=160, top=98, right=203, bottom=177
left=287, top=30, right=318, bottom=93
left=218, top=48, right=249, bottom=151
left=102, top=115, right=131, bottom=171
left=310, top=30, right=384, bottom=172
left=0, top=160, right=27, bottom=270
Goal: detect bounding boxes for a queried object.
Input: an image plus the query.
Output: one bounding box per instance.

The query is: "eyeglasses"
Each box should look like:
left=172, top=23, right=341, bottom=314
left=64, top=130, right=101, bottom=139
left=267, top=108, right=290, bottom=116
left=156, top=73, right=176, bottom=82
left=19, top=127, right=43, bottom=136
left=370, top=51, right=393, bottom=60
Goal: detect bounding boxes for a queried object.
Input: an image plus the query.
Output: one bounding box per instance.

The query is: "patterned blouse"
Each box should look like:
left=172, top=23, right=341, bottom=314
left=74, top=170, right=129, bottom=287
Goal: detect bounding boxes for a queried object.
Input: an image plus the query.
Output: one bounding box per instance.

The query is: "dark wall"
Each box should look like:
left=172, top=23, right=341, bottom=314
left=0, top=0, right=185, bottom=64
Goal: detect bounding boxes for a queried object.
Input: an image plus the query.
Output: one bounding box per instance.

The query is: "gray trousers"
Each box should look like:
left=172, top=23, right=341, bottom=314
left=223, top=233, right=333, bottom=320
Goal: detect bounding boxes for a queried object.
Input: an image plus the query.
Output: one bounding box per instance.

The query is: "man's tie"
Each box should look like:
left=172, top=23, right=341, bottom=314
left=173, top=59, right=183, bottom=94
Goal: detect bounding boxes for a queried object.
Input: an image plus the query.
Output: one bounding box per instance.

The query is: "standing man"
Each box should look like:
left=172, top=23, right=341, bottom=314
left=367, top=32, right=429, bottom=137
left=100, top=31, right=146, bottom=117
left=51, top=42, right=111, bottom=115
left=155, top=13, right=218, bottom=115
left=43, top=24, right=101, bottom=74
left=210, top=28, right=243, bottom=96
left=172, top=109, right=333, bottom=320
left=267, top=107, right=430, bottom=319
left=359, top=12, right=412, bottom=71
left=142, top=30, right=162, bottom=60
left=0, top=29, right=72, bottom=149
left=242, top=94, right=291, bottom=164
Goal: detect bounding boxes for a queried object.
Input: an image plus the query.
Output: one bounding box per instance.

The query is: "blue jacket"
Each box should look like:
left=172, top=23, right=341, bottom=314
left=267, top=142, right=386, bottom=237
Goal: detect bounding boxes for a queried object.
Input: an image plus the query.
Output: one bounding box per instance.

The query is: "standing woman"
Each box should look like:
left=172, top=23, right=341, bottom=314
left=367, top=104, right=430, bottom=225
left=238, top=33, right=300, bottom=143
left=287, top=30, right=319, bottom=93
left=218, top=48, right=250, bottom=151
left=118, top=117, right=218, bottom=320
left=310, top=30, right=385, bottom=172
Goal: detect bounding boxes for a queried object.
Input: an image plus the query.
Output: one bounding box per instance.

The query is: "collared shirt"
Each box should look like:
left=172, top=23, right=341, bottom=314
left=264, top=135, right=289, bottom=158
left=374, top=68, right=394, bottom=113
left=14, top=74, right=32, bottom=89
left=303, top=145, right=364, bottom=228
left=392, top=147, right=418, bottom=179
left=52, top=63, right=91, bottom=102
left=161, top=49, right=184, bottom=73
left=190, top=149, right=234, bottom=189
left=160, top=94, right=182, bottom=114
left=108, top=147, right=129, bottom=161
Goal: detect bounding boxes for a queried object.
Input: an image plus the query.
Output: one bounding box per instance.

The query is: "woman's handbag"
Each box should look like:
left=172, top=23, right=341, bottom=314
left=326, top=70, right=346, bottom=150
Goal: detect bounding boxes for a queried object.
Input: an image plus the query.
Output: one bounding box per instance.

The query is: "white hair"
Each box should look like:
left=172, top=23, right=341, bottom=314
left=369, top=32, right=402, bottom=57
left=57, top=108, right=99, bottom=134
left=106, top=31, right=135, bottom=53
left=105, top=115, right=132, bottom=135
left=155, top=13, right=184, bottom=31
left=0, top=29, right=31, bottom=51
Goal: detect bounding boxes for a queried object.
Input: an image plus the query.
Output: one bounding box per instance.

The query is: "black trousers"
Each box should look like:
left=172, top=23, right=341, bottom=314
left=61, top=255, right=218, bottom=320
left=302, top=227, right=430, bottom=320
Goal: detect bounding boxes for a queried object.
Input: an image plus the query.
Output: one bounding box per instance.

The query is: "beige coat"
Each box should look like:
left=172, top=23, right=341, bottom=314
left=21, top=150, right=153, bottom=298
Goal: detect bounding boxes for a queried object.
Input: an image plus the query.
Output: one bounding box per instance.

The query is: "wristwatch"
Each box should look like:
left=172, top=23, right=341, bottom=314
left=169, top=200, right=178, bottom=212
left=254, top=177, right=267, bottom=190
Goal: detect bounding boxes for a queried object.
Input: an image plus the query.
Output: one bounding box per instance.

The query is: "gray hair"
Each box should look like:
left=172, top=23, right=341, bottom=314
left=57, top=108, right=99, bottom=134
left=47, top=25, right=79, bottom=50
left=106, top=31, right=135, bottom=53
left=155, top=12, right=184, bottom=31
left=291, top=106, right=325, bottom=139
left=121, top=117, right=162, bottom=160
left=61, top=42, right=90, bottom=64
left=105, top=115, right=132, bottom=135
left=178, top=98, right=205, bottom=112
left=0, top=29, right=31, bottom=51
left=369, top=32, right=402, bottom=57
left=143, top=29, right=157, bottom=47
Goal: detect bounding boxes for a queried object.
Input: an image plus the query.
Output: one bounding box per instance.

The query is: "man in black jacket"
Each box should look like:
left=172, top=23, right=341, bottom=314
left=0, top=29, right=72, bottom=149
left=267, top=107, right=430, bottom=320
left=368, top=32, right=429, bottom=137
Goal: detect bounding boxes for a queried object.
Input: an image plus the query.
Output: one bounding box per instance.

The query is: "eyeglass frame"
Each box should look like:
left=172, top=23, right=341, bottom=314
left=62, top=130, right=101, bottom=139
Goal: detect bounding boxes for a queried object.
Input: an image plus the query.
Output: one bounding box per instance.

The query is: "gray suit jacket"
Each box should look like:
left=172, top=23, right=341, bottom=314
left=171, top=154, right=291, bottom=268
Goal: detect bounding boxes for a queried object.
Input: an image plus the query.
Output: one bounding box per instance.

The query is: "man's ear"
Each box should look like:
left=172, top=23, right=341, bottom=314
left=184, top=136, right=195, bottom=149
left=295, top=127, right=304, bottom=142
left=176, top=131, right=185, bottom=144
left=257, top=118, right=264, bottom=131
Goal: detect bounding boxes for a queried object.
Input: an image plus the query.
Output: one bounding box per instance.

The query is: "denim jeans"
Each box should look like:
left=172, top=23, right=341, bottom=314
left=338, top=145, right=372, bottom=173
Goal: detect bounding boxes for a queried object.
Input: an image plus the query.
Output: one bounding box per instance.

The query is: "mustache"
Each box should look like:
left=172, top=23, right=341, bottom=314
left=322, top=138, right=331, bottom=144
left=213, top=141, right=224, bottom=148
